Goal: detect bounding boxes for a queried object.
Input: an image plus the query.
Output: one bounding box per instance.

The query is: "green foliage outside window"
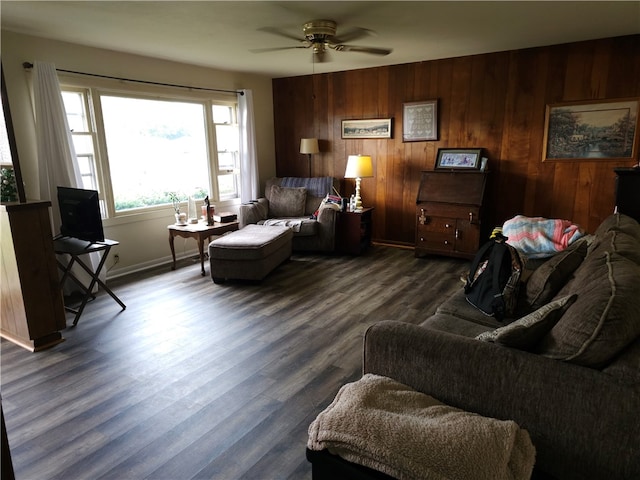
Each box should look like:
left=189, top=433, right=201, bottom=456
left=1, top=167, right=18, bottom=202
left=114, top=188, right=209, bottom=212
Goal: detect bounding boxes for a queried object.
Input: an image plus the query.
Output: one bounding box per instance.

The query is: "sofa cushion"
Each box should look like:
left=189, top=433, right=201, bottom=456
left=269, top=185, right=307, bottom=217
left=476, top=295, right=577, bottom=350
left=306, top=196, right=325, bottom=216
left=209, top=224, right=292, bottom=261
left=601, top=337, right=640, bottom=385
left=421, top=313, right=495, bottom=338
left=536, top=250, right=640, bottom=368
left=589, top=213, right=640, bottom=264
left=436, top=289, right=506, bottom=327
left=525, top=239, right=587, bottom=310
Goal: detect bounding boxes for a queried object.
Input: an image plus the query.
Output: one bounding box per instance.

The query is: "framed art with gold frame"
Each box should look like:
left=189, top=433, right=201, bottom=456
left=542, top=98, right=639, bottom=162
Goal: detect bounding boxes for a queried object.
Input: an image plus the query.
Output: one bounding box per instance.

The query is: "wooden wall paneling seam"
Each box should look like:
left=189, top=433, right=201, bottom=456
left=563, top=42, right=596, bottom=101
left=316, top=74, right=329, bottom=177
left=436, top=59, right=454, bottom=148
left=448, top=56, right=474, bottom=146
left=467, top=54, right=487, bottom=147
left=386, top=65, right=408, bottom=241
left=575, top=165, right=599, bottom=232
left=523, top=50, right=551, bottom=217
left=552, top=162, right=581, bottom=221
left=589, top=39, right=611, bottom=99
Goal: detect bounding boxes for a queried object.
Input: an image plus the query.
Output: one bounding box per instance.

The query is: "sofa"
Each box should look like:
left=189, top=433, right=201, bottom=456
left=238, top=176, right=341, bottom=252
left=358, top=213, right=640, bottom=479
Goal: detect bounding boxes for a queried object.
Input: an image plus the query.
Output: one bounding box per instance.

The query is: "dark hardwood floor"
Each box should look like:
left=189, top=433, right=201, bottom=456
left=1, top=244, right=468, bottom=480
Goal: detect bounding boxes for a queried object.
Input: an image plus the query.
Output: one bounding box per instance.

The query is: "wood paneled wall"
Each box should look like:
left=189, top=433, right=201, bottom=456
left=273, top=35, right=640, bottom=246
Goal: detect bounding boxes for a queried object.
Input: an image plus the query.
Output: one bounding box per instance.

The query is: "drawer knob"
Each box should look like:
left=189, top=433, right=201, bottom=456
left=444, top=240, right=449, bottom=245
left=420, top=237, right=424, bottom=242
left=445, top=223, right=451, bottom=228
left=469, top=212, right=474, bottom=223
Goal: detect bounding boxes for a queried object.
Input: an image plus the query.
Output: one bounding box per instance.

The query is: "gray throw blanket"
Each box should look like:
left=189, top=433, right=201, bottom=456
left=308, top=374, right=536, bottom=480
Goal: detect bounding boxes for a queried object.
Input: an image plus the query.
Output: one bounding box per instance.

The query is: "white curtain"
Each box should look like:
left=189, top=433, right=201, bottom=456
left=33, top=61, right=82, bottom=231
left=33, top=61, right=100, bottom=291
left=238, top=89, right=259, bottom=203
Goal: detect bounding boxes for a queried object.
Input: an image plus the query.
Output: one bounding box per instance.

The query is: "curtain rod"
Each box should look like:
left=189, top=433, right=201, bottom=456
left=22, top=62, right=244, bottom=95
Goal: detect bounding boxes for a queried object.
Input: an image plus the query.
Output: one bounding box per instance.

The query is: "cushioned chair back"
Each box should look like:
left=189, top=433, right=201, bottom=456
left=265, top=177, right=339, bottom=216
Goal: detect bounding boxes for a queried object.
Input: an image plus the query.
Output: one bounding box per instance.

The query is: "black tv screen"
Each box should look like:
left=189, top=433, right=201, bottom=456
left=57, top=186, right=105, bottom=243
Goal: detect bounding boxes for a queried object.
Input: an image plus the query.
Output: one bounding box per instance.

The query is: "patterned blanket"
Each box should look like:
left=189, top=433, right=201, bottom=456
left=503, top=215, right=585, bottom=259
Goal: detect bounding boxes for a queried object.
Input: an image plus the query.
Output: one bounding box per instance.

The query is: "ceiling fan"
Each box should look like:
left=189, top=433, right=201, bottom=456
left=252, top=19, right=392, bottom=62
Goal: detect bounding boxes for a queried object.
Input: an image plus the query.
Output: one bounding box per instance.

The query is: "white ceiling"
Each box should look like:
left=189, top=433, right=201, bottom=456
left=2, top=1, right=639, bottom=78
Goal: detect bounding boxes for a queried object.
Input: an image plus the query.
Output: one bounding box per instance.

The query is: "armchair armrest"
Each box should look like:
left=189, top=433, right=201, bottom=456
left=313, top=204, right=339, bottom=251
left=316, top=203, right=340, bottom=224
left=238, top=198, right=268, bottom=228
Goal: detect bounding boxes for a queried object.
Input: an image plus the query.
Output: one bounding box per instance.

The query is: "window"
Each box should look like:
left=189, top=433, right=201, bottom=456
left=62, top=90, right=99, bottom=192
left=212, top=105, right=240, bottom=201
left=61, top=85, right=240, bottom=218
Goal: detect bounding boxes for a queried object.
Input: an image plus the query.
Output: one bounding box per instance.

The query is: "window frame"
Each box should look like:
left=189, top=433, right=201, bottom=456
left=59, top=75, right=241, bottom=221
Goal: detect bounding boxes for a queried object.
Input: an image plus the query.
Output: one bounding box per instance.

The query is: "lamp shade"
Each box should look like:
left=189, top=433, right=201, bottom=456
left=300, top=138, right=319, bottom=154
left=344, top=154, right=373, bottom=178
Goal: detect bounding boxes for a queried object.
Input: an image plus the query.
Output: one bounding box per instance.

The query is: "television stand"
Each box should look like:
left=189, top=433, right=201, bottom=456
left=53, top=237, right=126, bottom=326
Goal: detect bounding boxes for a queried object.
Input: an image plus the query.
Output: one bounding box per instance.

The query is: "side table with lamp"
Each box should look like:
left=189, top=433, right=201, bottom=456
left=338, top=154, right=375, bottom=254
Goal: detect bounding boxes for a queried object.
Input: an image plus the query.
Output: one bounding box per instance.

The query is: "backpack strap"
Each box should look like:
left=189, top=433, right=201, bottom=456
left=489, top=243, right=509, bottom=299
left=464, top=240, right=495, bottom=292
left=490, top=242, right=512, bottom=320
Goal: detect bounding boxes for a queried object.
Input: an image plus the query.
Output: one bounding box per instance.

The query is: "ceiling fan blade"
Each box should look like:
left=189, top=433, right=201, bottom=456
left=330, top=27, right=373, bottom=45
left=250, top=46, right=309, bottom=54
left=334, top=44, right=393, bottom=56
left=258, top=26, right=305, bottom=43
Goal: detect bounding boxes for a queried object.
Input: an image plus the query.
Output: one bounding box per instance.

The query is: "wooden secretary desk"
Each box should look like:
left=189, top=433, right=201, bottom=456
left=415, top=170, right=488, bottom=260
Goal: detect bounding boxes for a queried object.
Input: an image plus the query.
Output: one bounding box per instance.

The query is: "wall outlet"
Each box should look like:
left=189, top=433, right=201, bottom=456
left=113, top=254, right=120, bottom=264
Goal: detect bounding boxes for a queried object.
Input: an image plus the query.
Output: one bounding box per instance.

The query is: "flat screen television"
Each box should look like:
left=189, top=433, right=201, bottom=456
left=57, top=186, right=105, bottom=243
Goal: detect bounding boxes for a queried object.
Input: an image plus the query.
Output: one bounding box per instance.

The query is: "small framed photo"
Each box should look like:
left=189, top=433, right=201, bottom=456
left=341, top=118, right=392, bottom=139
left=435, top=148, right=483, bottom=170
left=403, top=100, right=438, bottom=142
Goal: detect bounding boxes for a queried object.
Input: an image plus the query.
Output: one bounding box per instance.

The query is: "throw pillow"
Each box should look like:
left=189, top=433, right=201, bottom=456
left=536, top=251, right=640, bottom=368
left=476, top=294, right=577, bottom=350
left=269, top=185, right=307, bottom=218
left=525, top=239, right=587, bottom=310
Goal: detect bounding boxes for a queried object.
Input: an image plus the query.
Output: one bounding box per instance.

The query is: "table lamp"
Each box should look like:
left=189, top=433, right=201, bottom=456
left=300, top=138, right=319, bottom=177
left=344, top=154, right=373, bottom=212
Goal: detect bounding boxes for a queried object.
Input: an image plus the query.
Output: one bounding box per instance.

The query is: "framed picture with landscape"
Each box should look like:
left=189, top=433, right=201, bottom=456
left=341, top=118, right=392, bottom=139
left=542, top=98, right=640, bottom=162
left=435, top=148, right=483, bottom=170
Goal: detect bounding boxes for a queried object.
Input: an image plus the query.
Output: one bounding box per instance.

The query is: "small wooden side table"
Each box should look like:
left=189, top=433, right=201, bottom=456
left=168, top=220, right=239, bottom=276
left=336, top=207, right=374, bottom=255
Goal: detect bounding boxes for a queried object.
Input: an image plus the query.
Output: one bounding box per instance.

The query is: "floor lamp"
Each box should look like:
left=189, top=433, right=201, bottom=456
left=300, top=138, right=319, bottom=177
left=344, top=154, right=373, bottom=212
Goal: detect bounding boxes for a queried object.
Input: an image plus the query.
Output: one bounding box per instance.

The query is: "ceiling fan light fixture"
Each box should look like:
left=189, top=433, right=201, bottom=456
left=253, top=19, right=392, bottom=62
left=303, top=20, right=337, bottom=40
left=312, top=43, right=326, bottom=55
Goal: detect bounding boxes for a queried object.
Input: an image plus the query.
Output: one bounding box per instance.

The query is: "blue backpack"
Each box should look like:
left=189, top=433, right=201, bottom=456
left=464, top=236, right=523, bottom=321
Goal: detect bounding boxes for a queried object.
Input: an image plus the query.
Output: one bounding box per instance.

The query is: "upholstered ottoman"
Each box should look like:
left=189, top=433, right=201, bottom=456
left=208, top=224, right=293, bottom=283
